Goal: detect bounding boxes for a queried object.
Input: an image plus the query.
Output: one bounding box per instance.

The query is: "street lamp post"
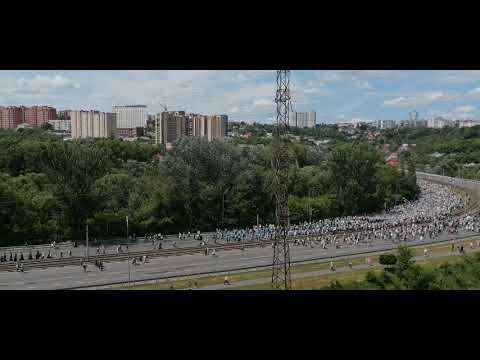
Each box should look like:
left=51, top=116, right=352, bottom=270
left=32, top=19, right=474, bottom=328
left=126, top=216, right=130, bottom=289
left=86, top=223, right=89, bottom=261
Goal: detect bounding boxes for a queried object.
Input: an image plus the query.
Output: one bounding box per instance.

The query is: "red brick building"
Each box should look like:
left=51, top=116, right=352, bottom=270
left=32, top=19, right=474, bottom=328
left=0, top=106, right=25, bottom=129
left=0, top=105, right=56, bottom=129
left=24, top=106, right=56, bottom=127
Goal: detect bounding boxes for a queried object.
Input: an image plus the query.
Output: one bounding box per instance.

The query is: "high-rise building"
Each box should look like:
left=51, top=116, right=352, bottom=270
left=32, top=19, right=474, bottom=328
left=112, top=105, right=147, bottom=137
left=289, top=111, right=316, bottom=128
left=192, top=114, right=208, bottom=138
left=206, top=115, right=228, bottom=141
left=71, top=111, right=117, bottom=139
left=0, top=106, right=25, bottom=129
left=155, top=112, right=228, bottom=145
left=58, top=110, right=71, bottom=120
left=409, top=111, right=418, bottom=127
left=375, top=120, right=396, bottom=129
left=459, top=119, right=480, bottom=128
left=0, top=105, right=56, bottom=129
left=155, top=111, right=187, bottom=145
left=427, top=117, right=454, bottom=129
left=146, top=114, right=156, bottom=131
left=24, top=106, right=57, bottom=127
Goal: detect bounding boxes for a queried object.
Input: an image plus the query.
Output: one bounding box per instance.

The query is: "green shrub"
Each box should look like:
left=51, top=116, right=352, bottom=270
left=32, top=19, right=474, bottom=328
left=379, top=254, right=397, bottom=266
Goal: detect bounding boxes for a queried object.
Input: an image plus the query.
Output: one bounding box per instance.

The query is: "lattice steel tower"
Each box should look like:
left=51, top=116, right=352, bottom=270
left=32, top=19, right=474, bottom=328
left=271, top=70, right=292, bottom=290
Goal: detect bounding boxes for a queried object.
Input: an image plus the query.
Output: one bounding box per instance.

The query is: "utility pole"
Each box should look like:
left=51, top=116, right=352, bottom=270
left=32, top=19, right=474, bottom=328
left=271, top=70, right=292, bottom=290
left=222, top=191, right=225, bottom=228
left=86, top=223, right=89, bottom=260
left=126, top=215, right=130, bottom=289
left=308, top=188, right=312, bottom=223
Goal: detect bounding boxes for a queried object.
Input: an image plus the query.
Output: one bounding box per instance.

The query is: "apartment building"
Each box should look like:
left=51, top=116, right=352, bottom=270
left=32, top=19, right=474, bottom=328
left=70, top=110, right=117, bottom=139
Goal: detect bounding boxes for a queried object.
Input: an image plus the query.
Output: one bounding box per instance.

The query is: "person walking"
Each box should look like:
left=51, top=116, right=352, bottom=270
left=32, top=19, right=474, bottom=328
left=330, top=261, right=336, bottom=272
left=224, top=276, right=230, bottom=286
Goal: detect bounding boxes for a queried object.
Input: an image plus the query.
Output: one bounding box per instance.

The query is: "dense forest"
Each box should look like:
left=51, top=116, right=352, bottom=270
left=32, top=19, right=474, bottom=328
left=380, top=126, right=480, bottom=179
left=0, top=128, right=418, bottom=245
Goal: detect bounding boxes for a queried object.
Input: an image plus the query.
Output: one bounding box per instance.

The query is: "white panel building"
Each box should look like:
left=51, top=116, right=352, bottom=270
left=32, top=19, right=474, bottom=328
left=112, top=105, right=147, bottom=129
left=289, top=111, right=316, bottom=128
left=458, top=119, right=480, bottom=128
left=427, top=117, right=454, bottom=129
left=48, top=119, right=71, bottom=132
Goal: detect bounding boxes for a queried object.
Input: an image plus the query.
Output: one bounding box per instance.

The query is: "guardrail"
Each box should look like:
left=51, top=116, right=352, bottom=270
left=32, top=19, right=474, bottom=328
left=0, top=241, right=73, bottom=255
left=416, top=171, right=480, bottom=189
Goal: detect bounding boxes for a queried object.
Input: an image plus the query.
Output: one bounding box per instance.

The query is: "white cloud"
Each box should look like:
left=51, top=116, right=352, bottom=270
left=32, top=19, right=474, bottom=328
left=436, top=70, right=480, bottom=84
left=467, top=87, right=480, bottom=97
left=455, top=105, right=475, bottom=113
left=355, top=81, right=372, bottom=89
left=384, top=92, right=456, bottom=108
left=230, top=106, right=240, bottom=113
left=302, top=87, right=332, bottom=95
left=16, top=75, right=80, bottom=94
left=233, top=73, right=248, bottom=82
left=253, top=99, right=274, bottom=108
left=91, top=93, right=113, bottom=100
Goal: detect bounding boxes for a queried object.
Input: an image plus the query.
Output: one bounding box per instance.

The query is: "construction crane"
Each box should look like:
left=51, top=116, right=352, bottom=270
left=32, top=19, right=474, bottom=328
left=271, top=70, right=292, bottom=290
left=155, top=104, right=168, bottom=145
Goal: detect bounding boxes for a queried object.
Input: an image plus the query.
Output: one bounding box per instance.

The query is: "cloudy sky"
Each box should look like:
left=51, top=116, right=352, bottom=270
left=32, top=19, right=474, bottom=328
left=1, top=70, right=480, bottom=123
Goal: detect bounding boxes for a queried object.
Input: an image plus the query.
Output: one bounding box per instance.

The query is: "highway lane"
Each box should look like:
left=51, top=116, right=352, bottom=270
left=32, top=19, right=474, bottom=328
left=0, top=230, right=478, bottom=290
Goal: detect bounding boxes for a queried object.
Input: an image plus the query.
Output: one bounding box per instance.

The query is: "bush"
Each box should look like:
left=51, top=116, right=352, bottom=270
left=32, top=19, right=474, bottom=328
left=379, top=254, right=397, bottom=266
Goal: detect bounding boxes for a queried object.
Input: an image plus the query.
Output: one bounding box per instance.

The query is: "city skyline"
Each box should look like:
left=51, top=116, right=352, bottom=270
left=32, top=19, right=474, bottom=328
left=1, top=70, right=480, bottom=123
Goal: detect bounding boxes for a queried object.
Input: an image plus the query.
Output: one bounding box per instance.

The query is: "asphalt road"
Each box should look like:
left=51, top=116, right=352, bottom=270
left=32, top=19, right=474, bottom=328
left=0, top=230, right=478, bottom=290
left=0, top=234, right=223, bottom=259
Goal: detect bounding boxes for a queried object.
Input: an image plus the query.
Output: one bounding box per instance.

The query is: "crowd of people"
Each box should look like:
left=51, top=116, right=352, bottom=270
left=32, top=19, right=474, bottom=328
left=211, top=181, right=480, bottom=249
